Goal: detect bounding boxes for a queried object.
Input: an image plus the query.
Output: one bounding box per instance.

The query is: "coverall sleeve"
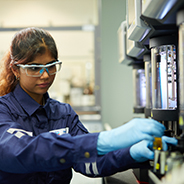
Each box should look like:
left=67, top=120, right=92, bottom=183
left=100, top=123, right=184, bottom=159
left=0, top=104, right=100, bottom=173
left=0, top=103, right=147, bottom=176
left=72, top=147, right=149, bottom=177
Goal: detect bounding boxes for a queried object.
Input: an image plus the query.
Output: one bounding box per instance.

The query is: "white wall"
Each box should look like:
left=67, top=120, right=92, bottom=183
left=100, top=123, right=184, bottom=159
left=100, top=0, right=144, bottom=129
left=0, top=0, right=98, bottom=27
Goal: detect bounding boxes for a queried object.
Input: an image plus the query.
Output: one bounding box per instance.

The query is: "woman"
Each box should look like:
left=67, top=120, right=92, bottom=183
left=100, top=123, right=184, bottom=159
left=0, top=27, right=177, bottom=184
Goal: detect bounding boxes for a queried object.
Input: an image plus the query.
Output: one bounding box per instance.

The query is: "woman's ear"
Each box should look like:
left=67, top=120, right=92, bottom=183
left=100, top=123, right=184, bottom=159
left=11, top=65, right=20, bottom=79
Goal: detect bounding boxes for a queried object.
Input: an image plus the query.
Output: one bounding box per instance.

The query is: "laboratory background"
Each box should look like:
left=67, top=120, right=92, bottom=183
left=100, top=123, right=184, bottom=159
left=0, top=0, right=184, bottom=184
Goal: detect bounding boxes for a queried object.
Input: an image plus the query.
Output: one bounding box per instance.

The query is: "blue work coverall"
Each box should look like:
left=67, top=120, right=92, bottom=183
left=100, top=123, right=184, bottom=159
left=0, top=84, right=145, bottom=184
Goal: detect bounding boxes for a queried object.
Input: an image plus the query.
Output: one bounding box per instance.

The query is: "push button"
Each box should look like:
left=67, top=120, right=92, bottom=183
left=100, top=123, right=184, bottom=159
left=60, top=158, right=66, bottom=163
left=84, top=152, right=90, bottom=158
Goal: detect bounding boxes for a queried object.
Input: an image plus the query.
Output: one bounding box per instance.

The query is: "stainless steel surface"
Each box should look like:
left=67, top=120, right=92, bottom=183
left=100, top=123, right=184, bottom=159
left=151, top=45, right=177, bottom=110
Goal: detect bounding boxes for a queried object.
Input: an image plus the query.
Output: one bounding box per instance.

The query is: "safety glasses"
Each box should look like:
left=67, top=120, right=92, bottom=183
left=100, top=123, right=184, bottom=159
left=16, top=60, right=62, bottom=77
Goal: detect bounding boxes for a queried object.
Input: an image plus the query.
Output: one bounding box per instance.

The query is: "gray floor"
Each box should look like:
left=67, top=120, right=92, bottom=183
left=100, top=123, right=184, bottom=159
left=104, top=169, right=139, bottom=184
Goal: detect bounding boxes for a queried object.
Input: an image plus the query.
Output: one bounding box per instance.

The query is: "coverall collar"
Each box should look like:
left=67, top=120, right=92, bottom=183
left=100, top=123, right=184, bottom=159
left=13, top=84, right=50, bottom=116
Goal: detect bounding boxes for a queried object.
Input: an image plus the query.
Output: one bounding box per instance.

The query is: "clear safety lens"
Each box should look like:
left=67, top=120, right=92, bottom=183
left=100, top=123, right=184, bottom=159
left=17, top=60, right=62, bottom=77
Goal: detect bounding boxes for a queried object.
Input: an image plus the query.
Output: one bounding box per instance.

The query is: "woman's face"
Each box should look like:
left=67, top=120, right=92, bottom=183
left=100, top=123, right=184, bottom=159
left=17, top=49, right=56, bottom=104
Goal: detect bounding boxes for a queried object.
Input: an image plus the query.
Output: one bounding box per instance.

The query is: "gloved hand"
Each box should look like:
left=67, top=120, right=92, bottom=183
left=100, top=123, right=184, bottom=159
left=130, top=136, right=178, bottom=162
left=97, top=118, right=165, bottom=155
left=130, top=140, right=154, bottom=162
left=162, top=136, right=178, bottom=151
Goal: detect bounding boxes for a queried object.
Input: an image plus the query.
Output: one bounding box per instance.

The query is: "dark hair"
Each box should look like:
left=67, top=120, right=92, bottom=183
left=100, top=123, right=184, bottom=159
left=0, top=27, right=58, bottom=96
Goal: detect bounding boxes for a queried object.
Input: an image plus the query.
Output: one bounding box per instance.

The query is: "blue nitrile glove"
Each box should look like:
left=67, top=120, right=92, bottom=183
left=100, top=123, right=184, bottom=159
left=97, top=118, right=165, bottom=155
left=129, top=136, right=178, bottom=162
left=162, top=136, right=178, bottom=151
left=130, top=140, right=154, bottom=162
